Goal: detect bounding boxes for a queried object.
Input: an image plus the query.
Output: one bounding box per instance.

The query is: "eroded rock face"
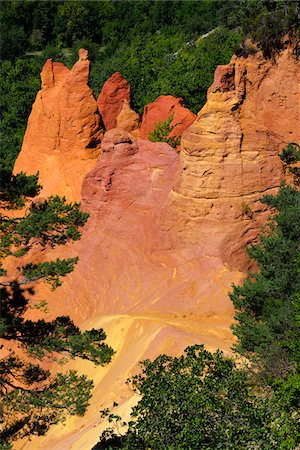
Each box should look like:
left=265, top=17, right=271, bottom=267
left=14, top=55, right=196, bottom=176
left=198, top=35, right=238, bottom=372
left=20, top=128, right=241, bottom=450
left=140, top=95, right=196, bottom=144
left=167, top=46, right=300, bottom=269
left=97, top=72, right=131, bottom=130
left=13, top=49, right=103, bottom=202
left=117, top=99, right=141, bottom=137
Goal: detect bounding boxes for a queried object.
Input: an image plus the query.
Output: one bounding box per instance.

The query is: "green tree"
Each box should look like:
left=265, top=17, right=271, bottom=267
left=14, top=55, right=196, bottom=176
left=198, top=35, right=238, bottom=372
left=0, top=58, right=41, bottom=172
left=96, top=345, right=297, bottom=450
left=148, top=114, right=181, bottom=149
left=230, top=163, right=300, bottom=380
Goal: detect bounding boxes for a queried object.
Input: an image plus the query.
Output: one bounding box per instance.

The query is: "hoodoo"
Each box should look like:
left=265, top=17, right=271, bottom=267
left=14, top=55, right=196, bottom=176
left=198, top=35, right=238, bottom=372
left=97, top=72, right=132, bottom=130
left=13, top=49, right=104, bottom=202
left=167, top=45, right=300, bottom=270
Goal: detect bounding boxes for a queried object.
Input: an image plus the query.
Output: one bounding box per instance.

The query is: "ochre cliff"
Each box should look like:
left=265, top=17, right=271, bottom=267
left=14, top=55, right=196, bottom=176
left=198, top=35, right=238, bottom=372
left=13, top=49, right=103, bottom=202
left=13, top=45, right=299, bottom=449
left=165, top=45, right=300, bottom=270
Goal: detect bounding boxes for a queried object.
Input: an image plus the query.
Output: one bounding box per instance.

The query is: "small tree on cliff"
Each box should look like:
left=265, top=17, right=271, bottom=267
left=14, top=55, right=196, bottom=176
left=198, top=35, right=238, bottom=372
left=0, top=174, right=114, bottom=448
left=148, top=114, right=181, bottom=149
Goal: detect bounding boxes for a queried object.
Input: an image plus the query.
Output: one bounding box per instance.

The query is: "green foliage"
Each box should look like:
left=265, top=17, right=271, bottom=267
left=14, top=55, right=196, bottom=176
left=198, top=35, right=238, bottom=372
left=244, top=1, right=299, bottom=59
left=90, top=28, right=241, bottom=114
left=21, top=258, right=79, bottom=289
left=148, top=114, right=181, bottom=149
left=2, top=0, right=296, bottom=177
left=0, top=354, right=93, bottom=444
left=97, top=345, right=297, bottom=449
left=0, top=57, right=41, bottom=171
left=0, top=195, right=89, bottom=283
left=0, top=171, right=41, bottom=208
left=231, top=180, right=300, bottom=378
left=229, top=147, right=300, bottom=449
left=0, top=194, right=88, bottom=255
left=279, top=143, right=300, bottom=184
left=0, top=283, right=114, bottom=447
left=1, top=285, right=114, bottom=366
left=241, top=201, right=253, bottom=219
left=14, top=196, right=89, bottom=246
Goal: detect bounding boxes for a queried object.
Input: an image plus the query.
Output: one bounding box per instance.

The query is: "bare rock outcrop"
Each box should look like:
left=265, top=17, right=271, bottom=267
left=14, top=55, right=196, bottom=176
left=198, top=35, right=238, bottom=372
left=97, top=72, right=132, bottom=130
left=13, top=45, right=300, bottom=450
left=140, top=95, right=196, bottom=144
left=116, top=99, right=141, bottom=137
left=13, top=49, right=103, bottom=202
left=166, top=46, right=300, bottom=269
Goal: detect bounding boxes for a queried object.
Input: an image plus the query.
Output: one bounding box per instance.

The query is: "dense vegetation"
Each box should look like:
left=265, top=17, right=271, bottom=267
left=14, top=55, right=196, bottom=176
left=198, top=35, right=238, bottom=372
left=1, top=0, right=298, bottom=171
left=0, top=184, right=114, bottom=448
left=95, top=148, right=300, bottom=449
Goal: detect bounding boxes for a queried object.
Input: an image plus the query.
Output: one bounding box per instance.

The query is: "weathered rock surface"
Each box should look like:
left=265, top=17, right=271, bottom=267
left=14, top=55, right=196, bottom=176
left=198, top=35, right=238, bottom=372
left=166, top=45, right=300, bottom=270
left=97, top=72, right=131, bottom=130
left=140, top=95, right=196, bottom=144
left=117, top=99, right=140, bottom=137
left=17, top=128, right=241, bottom=450
left=13, top=49, right=103, bottom=202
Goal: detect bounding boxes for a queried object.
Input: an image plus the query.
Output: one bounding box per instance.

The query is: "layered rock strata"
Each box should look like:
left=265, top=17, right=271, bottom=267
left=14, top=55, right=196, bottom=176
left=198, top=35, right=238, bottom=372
left=13, top=49, right=103, bottom=202
left=20, top=129, right=239, bottom=450
left=13, top=45, right=299, bottom=449
left=166, top=46, right=300, bottom=269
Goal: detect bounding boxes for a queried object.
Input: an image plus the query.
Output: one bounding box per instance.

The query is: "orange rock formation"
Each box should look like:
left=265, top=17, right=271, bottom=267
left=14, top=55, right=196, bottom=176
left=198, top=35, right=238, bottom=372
left=117, top=99, right=140, bottom=137
left=97, top=72, right=131, bottom=130
left=13, top=45, right=299, bottom=449
left=167, top=45, right=300, bottom=270
left=13, top=49, right=103, bottom=202
left=140, top=95, right=197, bottom=143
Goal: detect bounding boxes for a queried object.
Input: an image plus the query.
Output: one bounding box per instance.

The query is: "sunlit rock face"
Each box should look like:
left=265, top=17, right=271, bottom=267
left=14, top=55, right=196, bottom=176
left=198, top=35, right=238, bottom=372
left=13, top=49, right=103, bottom=202
left=97, top=72, right=131, bottom=130
left=116, top=99, right=141, bottom=137
left=167, top=45, right=300, bottom=270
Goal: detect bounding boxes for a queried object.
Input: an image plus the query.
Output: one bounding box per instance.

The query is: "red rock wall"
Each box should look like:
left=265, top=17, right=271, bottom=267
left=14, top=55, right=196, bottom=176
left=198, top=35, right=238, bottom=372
left=97, top=72, right=131, bottom=130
